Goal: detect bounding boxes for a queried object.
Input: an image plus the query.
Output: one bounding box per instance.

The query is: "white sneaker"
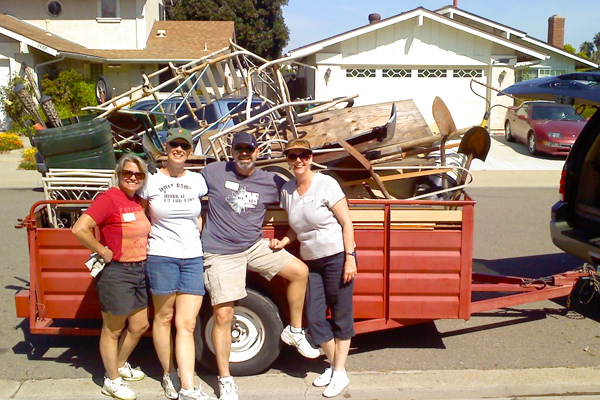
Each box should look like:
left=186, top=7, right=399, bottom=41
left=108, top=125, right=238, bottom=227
left=323, top=372, right=350, bottom=398
left=218, top=377, right=239, bottom=400
left=162, top=373, right=179, bottom=400
left=280, top=325, right=320, bottom=359
left=178, top=385, right=214, bottom=400
left=313, top=366, right=332, bottom=387
left=102, top=376, right=137, bottom=400
left=118, top=362, right=145, bottom=382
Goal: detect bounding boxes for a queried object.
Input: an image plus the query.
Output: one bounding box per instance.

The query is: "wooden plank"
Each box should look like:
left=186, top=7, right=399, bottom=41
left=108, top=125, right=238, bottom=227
left=391, top=209, right=463, bottom=223
left=296, top=100, right=433, bottom=149
left=340, top=168, right=454, bottom=187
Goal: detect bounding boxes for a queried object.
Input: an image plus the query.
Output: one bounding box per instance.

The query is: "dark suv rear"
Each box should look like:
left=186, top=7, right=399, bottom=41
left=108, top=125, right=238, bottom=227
left=550, top=109, right=600, bottom=264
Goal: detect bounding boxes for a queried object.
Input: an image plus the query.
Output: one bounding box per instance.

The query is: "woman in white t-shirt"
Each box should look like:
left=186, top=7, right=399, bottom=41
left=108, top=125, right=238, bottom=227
left=141, top=128, right=210, bottom=400
left=271, top=139, right=357, bottom=398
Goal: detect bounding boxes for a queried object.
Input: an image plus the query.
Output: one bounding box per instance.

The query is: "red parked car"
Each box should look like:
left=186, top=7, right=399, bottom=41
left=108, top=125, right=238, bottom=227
left=504, top=101, right=586, bottom=156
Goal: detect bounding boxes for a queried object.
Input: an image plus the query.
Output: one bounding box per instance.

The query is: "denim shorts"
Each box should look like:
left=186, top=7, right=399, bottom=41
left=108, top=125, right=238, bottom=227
left=146, top=255, right=205, bottom=296
left=94, top=260, right=149, bottom=316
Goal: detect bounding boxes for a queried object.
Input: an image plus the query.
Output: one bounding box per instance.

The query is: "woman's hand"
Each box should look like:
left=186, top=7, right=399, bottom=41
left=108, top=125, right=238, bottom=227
left=99, top=247, right=114, bottom=263
left=343, top=255, right=357, bottom=283
left=269, top=238, right=288, bottom=250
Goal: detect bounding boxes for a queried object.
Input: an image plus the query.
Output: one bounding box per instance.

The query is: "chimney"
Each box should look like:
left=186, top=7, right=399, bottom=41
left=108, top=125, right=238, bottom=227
left=547, top=14, right=565, bottom=48
left=368, top=13, right=381, bottom=24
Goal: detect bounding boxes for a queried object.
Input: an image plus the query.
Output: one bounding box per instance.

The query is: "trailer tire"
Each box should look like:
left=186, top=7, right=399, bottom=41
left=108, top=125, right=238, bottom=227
left=194, top=289, right=283, bottom=376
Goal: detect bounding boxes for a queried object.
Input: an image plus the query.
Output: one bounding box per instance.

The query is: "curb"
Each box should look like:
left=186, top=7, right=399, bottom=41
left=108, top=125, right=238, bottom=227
left=2, top=367, right=600, bottom=399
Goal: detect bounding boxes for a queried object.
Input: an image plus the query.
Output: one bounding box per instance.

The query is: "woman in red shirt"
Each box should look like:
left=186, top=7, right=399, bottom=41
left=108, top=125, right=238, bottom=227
left=73, top=154, right=151, bottom=400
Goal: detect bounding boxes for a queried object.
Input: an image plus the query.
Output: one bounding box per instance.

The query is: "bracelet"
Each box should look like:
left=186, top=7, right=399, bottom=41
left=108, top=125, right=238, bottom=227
left=345, top=251, right=355, bottom=256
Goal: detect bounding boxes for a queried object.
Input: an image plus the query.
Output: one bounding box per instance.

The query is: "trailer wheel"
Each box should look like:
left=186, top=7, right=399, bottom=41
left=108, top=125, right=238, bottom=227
left=194, top=289, right=283, bottom=376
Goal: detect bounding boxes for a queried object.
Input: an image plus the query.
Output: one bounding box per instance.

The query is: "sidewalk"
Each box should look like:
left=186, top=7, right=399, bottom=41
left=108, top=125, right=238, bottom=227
left=0, top=140, right=42, bottom=189
left=1, top=367, right=599, bottom=399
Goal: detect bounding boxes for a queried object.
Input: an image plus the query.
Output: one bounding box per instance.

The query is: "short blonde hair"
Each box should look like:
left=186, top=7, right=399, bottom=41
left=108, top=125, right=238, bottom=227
left=116, top=154, right=149, bottom=189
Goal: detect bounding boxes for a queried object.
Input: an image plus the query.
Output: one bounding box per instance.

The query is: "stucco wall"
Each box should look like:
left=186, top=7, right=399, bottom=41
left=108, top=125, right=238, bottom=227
left=0, top=0, right=162, bottom=50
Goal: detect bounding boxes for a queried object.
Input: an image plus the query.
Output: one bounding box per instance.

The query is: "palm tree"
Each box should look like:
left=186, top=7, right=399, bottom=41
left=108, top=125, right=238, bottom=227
left=593, top=33, right=600, bottom=61
left=580, top=41, right=594, bottom=58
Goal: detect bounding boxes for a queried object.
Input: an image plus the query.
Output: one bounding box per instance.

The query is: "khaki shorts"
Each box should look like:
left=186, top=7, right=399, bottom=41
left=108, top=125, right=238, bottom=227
left=203, top=239, right=294, bottom=306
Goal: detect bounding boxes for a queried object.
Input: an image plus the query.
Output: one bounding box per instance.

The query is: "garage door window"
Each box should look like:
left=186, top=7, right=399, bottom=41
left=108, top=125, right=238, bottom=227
left=417, top=69, right=446, bottom=78
left=346, top=69, right=375, bottom=78
left=382, top=69, right=411, bottom=78
left=453, top=69, right=483, bottom=78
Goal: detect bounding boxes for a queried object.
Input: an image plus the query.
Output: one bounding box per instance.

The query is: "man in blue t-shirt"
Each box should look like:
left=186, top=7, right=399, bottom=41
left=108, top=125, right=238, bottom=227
left=200, top=132, right=319, bottom=400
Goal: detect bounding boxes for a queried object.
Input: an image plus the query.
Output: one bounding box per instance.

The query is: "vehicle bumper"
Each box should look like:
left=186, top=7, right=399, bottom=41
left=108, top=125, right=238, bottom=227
left=550, top=202, right=600, bottom=264
left=538, top=141, right=572, bottom=155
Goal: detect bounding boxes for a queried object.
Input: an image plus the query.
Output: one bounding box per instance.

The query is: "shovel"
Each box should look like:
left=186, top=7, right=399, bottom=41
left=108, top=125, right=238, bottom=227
left=432, top=96, right=456, bottom=189
left=336, top=134, right=392, bottom=199
left=452, top=126, right=491, bottom=200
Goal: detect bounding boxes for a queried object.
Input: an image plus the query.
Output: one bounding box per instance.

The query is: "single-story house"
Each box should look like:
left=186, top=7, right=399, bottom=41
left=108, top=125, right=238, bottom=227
left=286, top=6, right=598, bottom=131
left=0, top=0, right=235, bottom=129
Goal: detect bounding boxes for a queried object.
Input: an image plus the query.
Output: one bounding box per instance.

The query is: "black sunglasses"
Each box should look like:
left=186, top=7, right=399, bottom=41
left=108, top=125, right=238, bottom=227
left=168, top=141, right=191, bottom=150
left=286, top=151, right=312, bottom=161
left=233, top=145, right=256, bottom=153
left=122, top=170, right=146, bottom=180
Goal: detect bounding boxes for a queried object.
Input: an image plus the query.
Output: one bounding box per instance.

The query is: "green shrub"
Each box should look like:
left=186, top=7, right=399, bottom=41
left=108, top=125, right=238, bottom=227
left=41, top=69, right=96, bottom=118
left=0, top=75, right=31, bottom=134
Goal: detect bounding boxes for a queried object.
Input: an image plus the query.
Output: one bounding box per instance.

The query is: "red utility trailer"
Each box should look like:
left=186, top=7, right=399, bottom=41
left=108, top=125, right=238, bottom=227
left=14, top=197, right=591, bottom=375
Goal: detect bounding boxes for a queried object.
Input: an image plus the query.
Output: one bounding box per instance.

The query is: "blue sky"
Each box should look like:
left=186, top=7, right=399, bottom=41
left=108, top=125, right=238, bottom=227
left=282, top=0, right=599, bottom=53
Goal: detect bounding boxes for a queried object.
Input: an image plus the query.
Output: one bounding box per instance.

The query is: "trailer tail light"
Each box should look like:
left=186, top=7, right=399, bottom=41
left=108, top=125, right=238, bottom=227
left=559, top=167, right=566, bottom=202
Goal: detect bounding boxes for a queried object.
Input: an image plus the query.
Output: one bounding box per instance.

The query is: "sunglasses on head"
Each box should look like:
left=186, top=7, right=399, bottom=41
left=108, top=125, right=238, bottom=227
left=122, top=170, right=145, bottom=180
left=286, top=151, right=312, bottom=161
left=233, top=145, right=256, bottom=153
left=168, top=141, right=191, bottom=150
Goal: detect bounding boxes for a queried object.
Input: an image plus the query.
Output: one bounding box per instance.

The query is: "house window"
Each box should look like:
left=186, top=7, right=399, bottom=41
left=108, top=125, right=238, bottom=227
left=90, top=63, right=103, bottom=82
left=346, top=69, right=375, bottom=78
left=453, top=69, right=483, bottom=78
left=99, top=0, right=119, bottom=19
left=417, top=69, right=447, bottom=78
left=382, top=69, right=411, bottom=78
left=46, top=1, right=63, bottom=17
left=538, top=68, right=567, bottom=78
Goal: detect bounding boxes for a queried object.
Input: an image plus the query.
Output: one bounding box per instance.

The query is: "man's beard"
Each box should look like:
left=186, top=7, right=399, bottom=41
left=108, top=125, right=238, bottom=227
left=235, top=158, right=255, bottom=173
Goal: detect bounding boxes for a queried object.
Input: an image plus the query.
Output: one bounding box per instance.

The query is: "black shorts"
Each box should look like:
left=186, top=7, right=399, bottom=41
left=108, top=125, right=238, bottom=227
left=94, top=260, right=149, bottom=316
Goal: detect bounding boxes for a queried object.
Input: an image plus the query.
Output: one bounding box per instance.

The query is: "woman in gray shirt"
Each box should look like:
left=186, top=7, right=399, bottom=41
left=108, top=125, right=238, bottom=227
left=271, top=139, right=357, bottom=398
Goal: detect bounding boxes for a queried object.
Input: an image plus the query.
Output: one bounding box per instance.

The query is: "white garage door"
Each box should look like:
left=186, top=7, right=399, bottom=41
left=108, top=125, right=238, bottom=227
left=0, top=60, right=10, bottom=130
left=337, top=67, right=487, bottom=130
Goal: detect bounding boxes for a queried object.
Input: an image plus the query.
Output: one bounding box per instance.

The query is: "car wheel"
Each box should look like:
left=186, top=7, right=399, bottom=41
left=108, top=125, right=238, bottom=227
left=194, top=289, right=283, bottom=376
left=95, top=76, right=113, bottom=104
left=504, top=121, right=514, bottom=142
left=527, top=132, right=538, bottom=155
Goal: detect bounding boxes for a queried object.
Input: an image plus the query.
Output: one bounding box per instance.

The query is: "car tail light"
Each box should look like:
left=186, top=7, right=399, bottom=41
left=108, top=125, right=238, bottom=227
left=559, top=167, right=566, bottom=202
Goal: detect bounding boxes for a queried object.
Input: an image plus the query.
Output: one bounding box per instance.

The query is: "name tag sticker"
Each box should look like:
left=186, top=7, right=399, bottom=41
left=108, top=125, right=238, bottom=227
left=225, top=180, right=239, bottom=191
left=303, top=194, right=315, bottom=204
left=122, top=213, right=136, bottom=222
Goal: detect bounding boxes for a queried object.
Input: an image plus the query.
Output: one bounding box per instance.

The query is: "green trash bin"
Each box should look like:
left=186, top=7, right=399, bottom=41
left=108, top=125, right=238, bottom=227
left=34, top=118, right=116, bottom=170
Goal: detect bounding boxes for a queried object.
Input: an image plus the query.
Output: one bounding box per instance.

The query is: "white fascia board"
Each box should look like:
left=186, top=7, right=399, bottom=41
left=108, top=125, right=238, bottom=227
left=0, top=26, right=58, bottom=56
left=521, top=36, right=598, bottom=68
left=435, top=7, right=526, bottom=39
left=288, top=8, right=548, bottom=61
left=288, top=9, right=427, bottom=58
left=425, top=12, right=548, bottom=60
